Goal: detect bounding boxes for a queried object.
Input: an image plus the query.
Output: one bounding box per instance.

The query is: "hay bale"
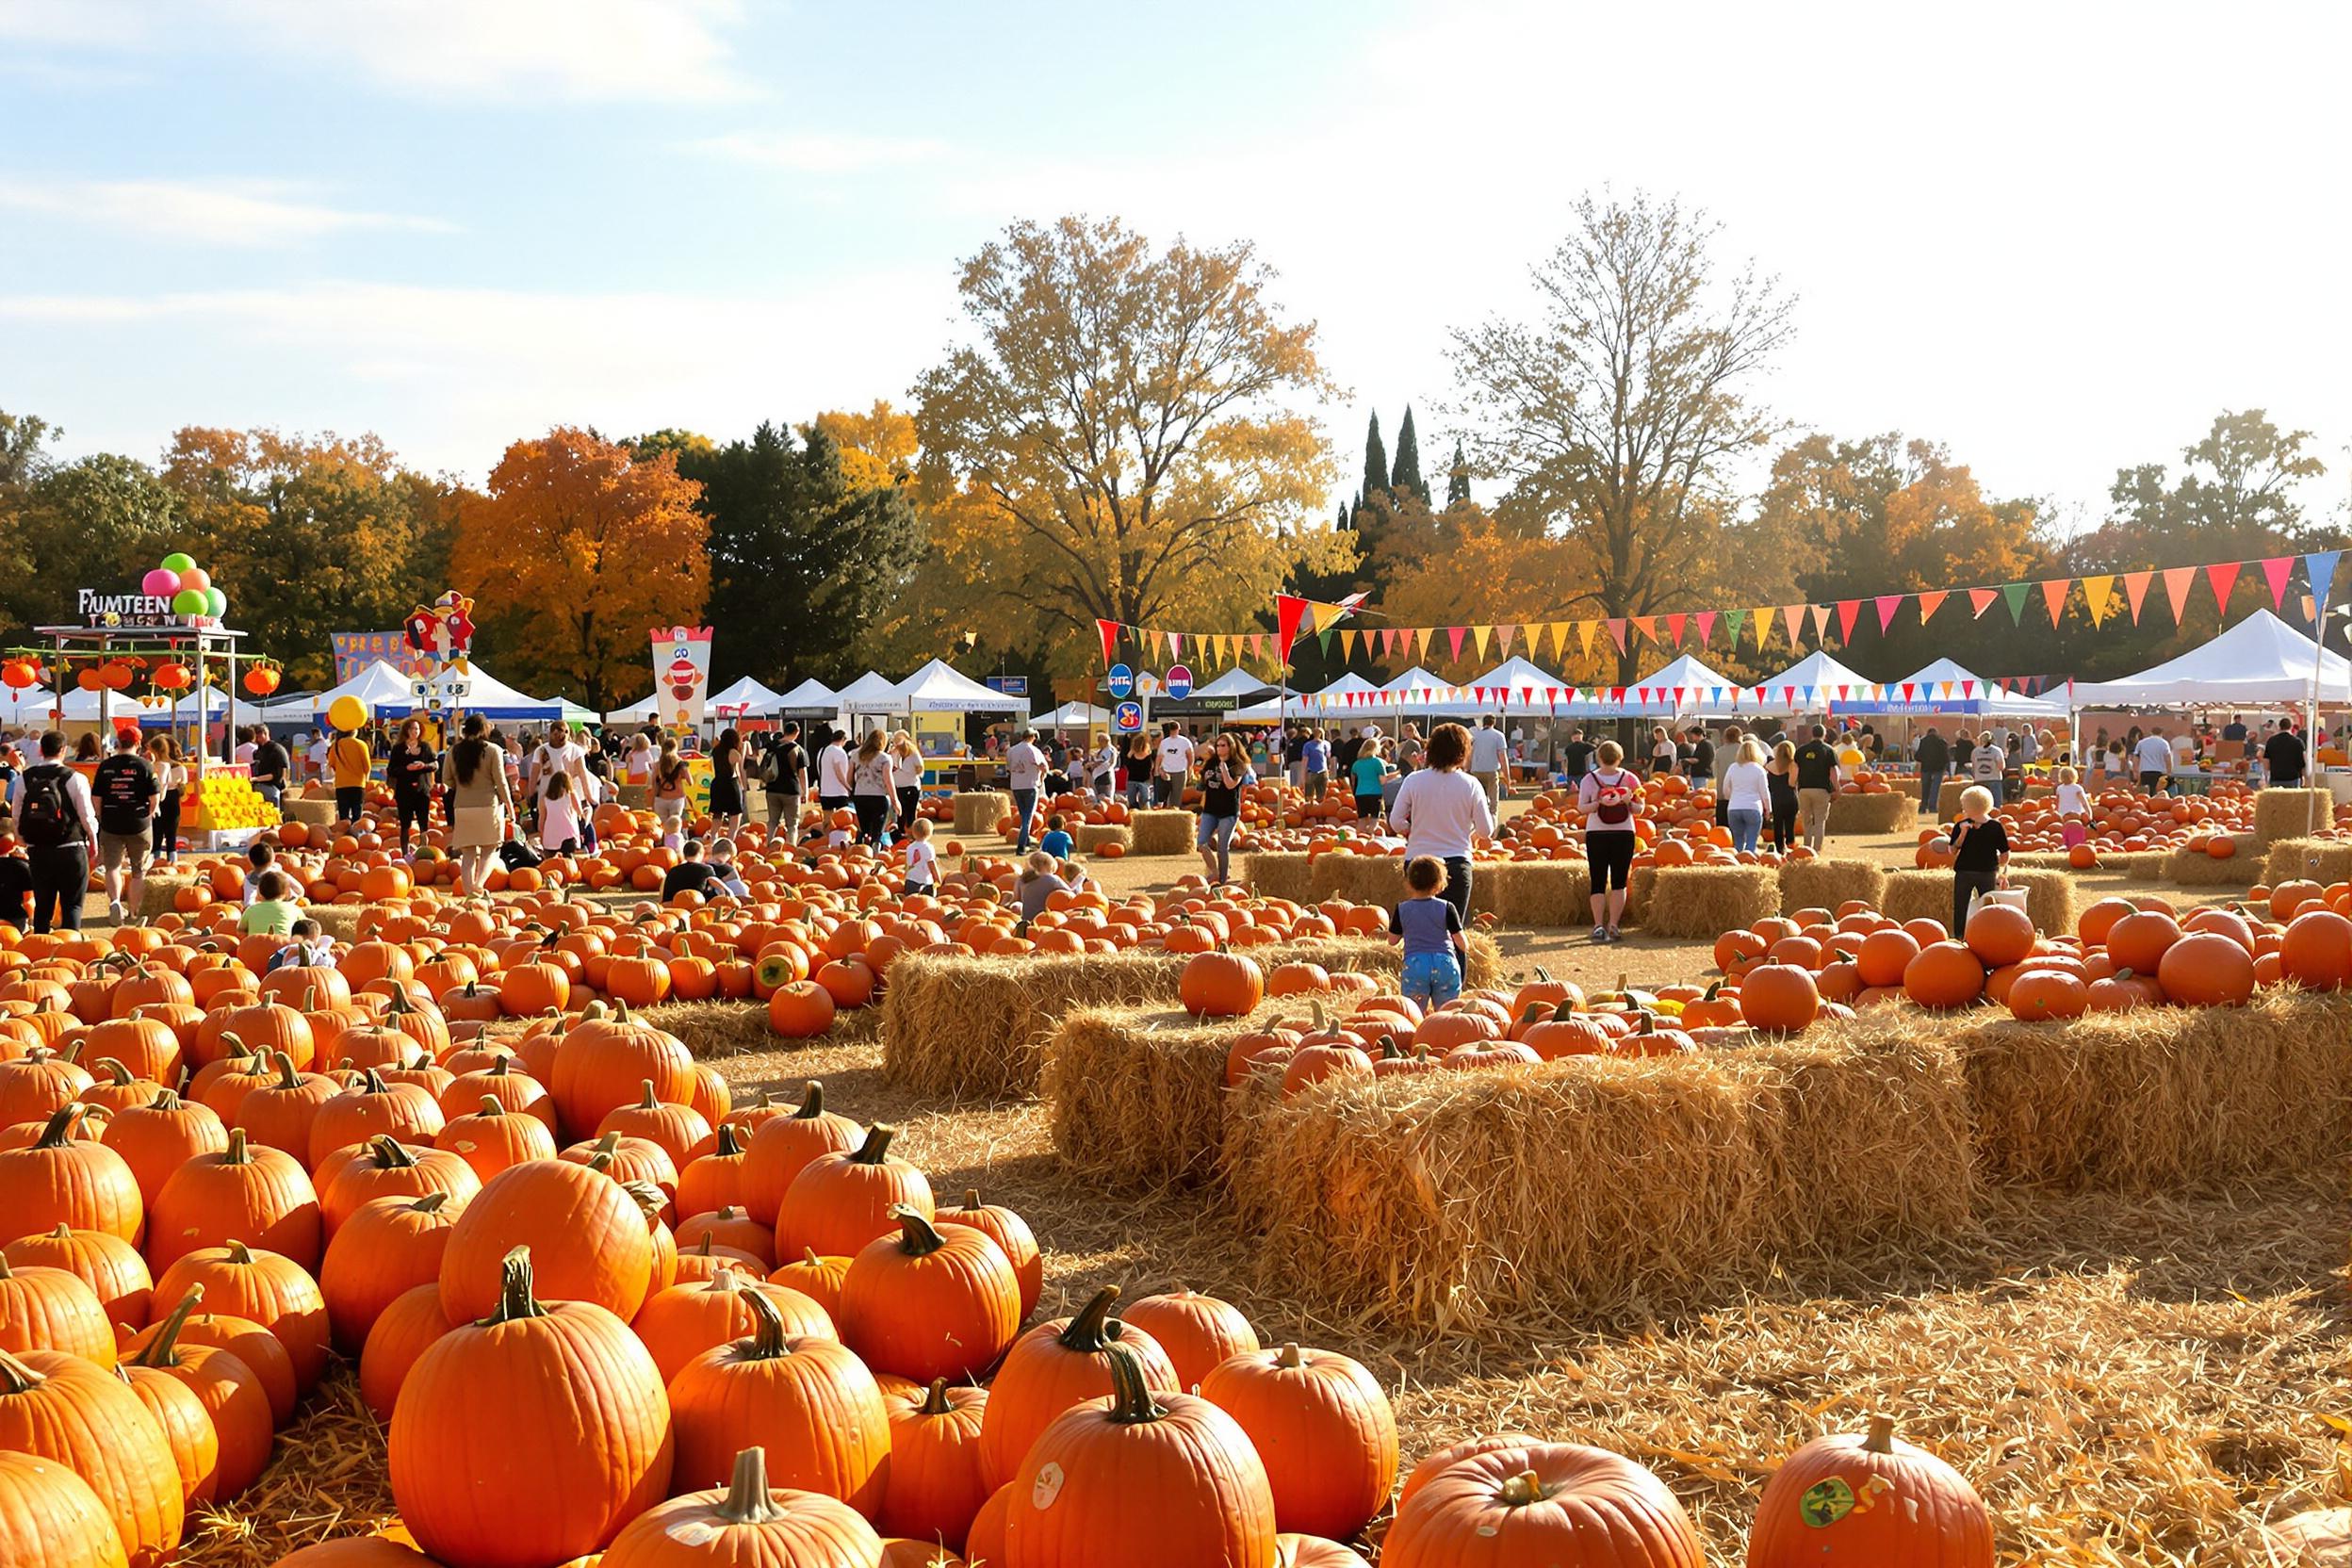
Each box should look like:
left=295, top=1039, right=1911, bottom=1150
left=1129, top=808, right=1195, bottom=856
left=2263, top=838, right=2352, bottom=889
left=1074, top=824, right=1132, bottom=856
left=2164, top=840, right=2259, bottom=885
left=2004, top=869, right=2078, bottom=937
left=636, top=999, right=880, bottom=1059
left=1644, top=865, right=1781, bottom=939
left=283, top=797, right=337, bottom=829
left=1492, top=860, right=1591, bottom=927
left=1044, top=1001, right=1291, bottom=1186
left=2116, top=850, right=2173, bottom=880
left=1310, top=851, right=1402, bottom=906
left=1937, top=778, right=1968, bottom=821
left=307, top=906, right=364, bottom=943
left=1221, top=1021, right=1973, bottom=1329
left=1960, top=991, right=2352, bottom=1190
left=880, top=934, right=1421, bottom=1101
left=953, top=792, right=1010, bottom=836
left=1878, top=869, right=1954, bottom=929
left=1826, top=791, right=1915, bottom=836
left=139, top=874, right=196, bottom=920
left=2255, top=788, right=2334, bottom=846
left=1240, top=853, right=1315, bottom=904
left=1775, top=858, right=1886, bottom=918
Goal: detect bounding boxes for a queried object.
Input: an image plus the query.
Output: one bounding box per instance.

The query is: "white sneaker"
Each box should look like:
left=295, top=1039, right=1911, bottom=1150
left=106, top=901, right=125, bottom=923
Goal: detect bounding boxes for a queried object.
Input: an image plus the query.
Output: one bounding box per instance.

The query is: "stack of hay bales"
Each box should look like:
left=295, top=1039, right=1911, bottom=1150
left=1492, top=860, right=1591, bottom=926
left=1826, top=791, right=1916, bottom=836
left=1936, top=778, right=1969, bottom=821
left=1642, top=865, right=1780, bottom=939
left=1239, top=852, right=1315, bottom=904
left=2163, top=836, right=2259, bottom=885
left=1220, top=1020, right=1975, bottom=1329
left=1074, top=823, right=1132, bottom=856
left=139, top=874, right=196, bottom=921
left=1776, top=858, right=1886, bottom=917
left=283, top=794, right=338, bottom=830
left=1311, top=852, right=1509, bottom=921
left=1128, top=808, right=1195, bottom=856
left=1960, top=991, right=2352, bottom=1189
left=2254, top=787, right=2335, bottom=847
left=1044, top=1000, right=1292, bottom=1186
left=953, top=792, right=1010, bottom=836
left=1877, top=867, right=2075, bottom=936
left=2262, top=837, right=2352, bottom=889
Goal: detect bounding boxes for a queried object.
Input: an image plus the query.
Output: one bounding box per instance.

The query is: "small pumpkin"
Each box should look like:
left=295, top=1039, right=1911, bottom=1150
left=1746, top=1414, right=1993, bottom=1566
left=599, top=1446, right=882, bottom=1568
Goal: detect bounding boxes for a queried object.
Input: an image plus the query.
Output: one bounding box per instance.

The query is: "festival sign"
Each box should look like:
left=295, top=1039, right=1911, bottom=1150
left=333, top=631, right=434, bottom=682
left=80, top=549, right=229, bottom=629
left=654, top=625, right=715, bottom=729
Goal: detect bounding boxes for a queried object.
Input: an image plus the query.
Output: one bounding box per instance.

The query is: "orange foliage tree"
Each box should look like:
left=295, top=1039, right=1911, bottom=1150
left=451, top=428, right=710, bottom=710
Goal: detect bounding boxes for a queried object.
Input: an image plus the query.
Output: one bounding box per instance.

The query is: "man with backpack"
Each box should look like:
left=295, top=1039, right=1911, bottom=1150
left=94, top=726, right=158, bottom=924
left=17, top=730, right=98, bottom=932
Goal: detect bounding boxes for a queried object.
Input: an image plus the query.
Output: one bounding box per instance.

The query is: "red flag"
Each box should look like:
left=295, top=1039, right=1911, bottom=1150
left=1693, top=611, right=1716, bottom=645
left=2205, top=561, right=2241, bottom=613
left=1605, top=618, right=1627, bottom=652
left=1968, top=588, right=1999, bottom=617
left=1446, top=627, right=1467, bottom=661
left=1094, top=618, right=1119, bottom=667
left=2038, top=579, right=2071, bottom=625
left=2121, top=570, right=2152, bottom=623
left=2261, top=555, right=2295, bottom=608
left=1917, top=590, right=1948, bottom=620
left=1835, top=599, right=1861, bottom=643
left=1274, top=594, right=1310, bottom=651
left=1665, top=612, right=1687, bottom=645
left=1874, top=595, right=1903, bottom=633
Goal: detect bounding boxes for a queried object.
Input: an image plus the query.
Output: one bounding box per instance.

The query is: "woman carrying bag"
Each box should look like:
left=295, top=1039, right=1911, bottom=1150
left=443, top=713, right=516, bottom=897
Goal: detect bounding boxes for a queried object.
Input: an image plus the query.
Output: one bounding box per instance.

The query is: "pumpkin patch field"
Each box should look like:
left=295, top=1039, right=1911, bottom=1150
left=2, top=795, right=2350, bottom=1566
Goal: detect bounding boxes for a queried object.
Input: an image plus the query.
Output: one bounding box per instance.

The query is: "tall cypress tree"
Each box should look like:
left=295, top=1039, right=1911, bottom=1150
left=1391, top=406, right=1425, bottom=499
left=1334, top=499, right=1349, bottom=531
left=1446, top=439, right=1471, bottom=506
left=1362, top=412, right=1389, bottom=509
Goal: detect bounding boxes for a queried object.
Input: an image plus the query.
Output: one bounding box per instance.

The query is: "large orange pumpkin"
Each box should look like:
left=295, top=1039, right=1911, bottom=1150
left=1737, top=964, right=1820, bottom=1035
left=1179, top=952, right=1265, bottom=1018
left=1199, top=1342, right=1397, bottom=1543
left=1746, top=1414, right=1992, bottom=1567
left=1384, top=1441, right=1702, bottom=1568
left=2156, top=931, right=2255, bottom=1007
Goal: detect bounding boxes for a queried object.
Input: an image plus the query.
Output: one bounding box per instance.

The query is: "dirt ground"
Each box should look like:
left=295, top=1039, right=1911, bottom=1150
left=698, top=817, right=2345, bottom=1565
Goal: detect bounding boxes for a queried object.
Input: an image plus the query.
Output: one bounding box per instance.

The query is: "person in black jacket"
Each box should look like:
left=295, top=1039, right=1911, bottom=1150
left=1915, top=725, right=1952, bottom=816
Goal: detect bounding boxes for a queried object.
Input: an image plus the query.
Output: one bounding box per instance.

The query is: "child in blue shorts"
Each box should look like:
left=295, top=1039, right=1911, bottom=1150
left=1389, top=854, right=1467, bottom=1007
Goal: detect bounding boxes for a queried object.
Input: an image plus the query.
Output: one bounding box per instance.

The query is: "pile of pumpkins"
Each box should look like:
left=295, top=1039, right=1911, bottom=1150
left=0, top=991, right=2001, bottom=1566
left=1909, top=782, right=2284, bottom=870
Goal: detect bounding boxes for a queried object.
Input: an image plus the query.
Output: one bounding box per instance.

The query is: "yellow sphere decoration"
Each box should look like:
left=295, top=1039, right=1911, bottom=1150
left=328, top=695, right=368, bottom=732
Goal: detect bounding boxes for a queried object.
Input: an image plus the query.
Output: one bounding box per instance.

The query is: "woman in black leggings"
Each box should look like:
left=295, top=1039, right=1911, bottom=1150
left=1766, top=739, right=1800, bottom=852
left=1576, top=739, right=1641, bottom=941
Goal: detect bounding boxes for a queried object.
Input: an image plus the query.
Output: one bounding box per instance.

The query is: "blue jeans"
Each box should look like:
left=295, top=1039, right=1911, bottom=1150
left=1726, top=807, right=1762, bottom=854
left=1918, top=768, right=1945, bottom=813
left=1197, top=812, right=1237, bottom=879
left=1011, top=787, right=1037, bottom=850
left=1401, top=950, right=1463, bottom=1008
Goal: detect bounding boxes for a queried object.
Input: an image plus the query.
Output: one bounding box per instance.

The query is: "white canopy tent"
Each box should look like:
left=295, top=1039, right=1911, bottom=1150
left=301, top=659, right=562, bottom=723
left=1192, top=667, right=1276, bottom=700
left=1753, top=649, right=1879, bottom=710
left=1832, top=657, right=2068, bottom=719
left=52, top=683, right=270, bottom=728
left=772, top=677, right=840, bottom=716
left=604, top=694, right=659, bottom=724
left=1033, top=700, right=1110, bottom=730
left=892, top=658, right=1029, bottom=714
left=1301, top=672, right=1380, bottom=712
left=1561, top=652, right=1740, bottom=718
left=707, top=676, right=789, bottom=719
left=834, top=670, right=903, bottom=711
left=2071, top=610, right=2352, bottom=710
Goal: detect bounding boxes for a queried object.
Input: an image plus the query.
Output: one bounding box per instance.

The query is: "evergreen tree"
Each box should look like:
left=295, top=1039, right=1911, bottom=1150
left=1446, top=440, right=1472, bottom=506
left=1391, top=406, right=1425, bottom=499
left=1362, top=412, right=1389, bottom=508
left=1335, top=498, right=1349, bottom=532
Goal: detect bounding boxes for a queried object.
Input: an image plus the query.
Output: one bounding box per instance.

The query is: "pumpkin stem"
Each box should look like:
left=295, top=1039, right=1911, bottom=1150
left=1864, top=1414, right=1896, bottom=1454
left=272, top=1051, right=301, bottom=1089
left=1498, top=1469, right=1548, bottom=1507
left=31, top=1102, right=85, bottom=1150
left=477, top=1095, right=505, bottom=1117
left=849, top=1124, right=896, bottom=1165
left=714, top=1446, right=787, bottom=1527
left=1056, top=1284, right=1123, bottom=1352
left=221, top=1128, right=252, bottom=1165
left=712, top=1123, right=743, bottom=1159
left=148, top=1088, right=181, bottom=1111
left=482, top=1247, right=550, bottom=1326
left=736, top=1284, right=792, bottom=1360
left=129, top=1285, right=204, bottom=1368
left=1276, top=1343, right=1303, bottom=1369
left=357, top=1068, right=389, bottom=1094
left=99, top=1058, right=134, bottom=1086
left=1101, top=1342, right=1167, bottom=1427
left=893, top=1204, right=948, bottom=1257
left=692, top=1233, right=716, bottom=1256
left=637, top=1079, right=658, bottom=1109
left=0, top=1349, right=46, bottom=1396
left=963, top=1187, right=983, bottom=1210
left=793, top=1082, right=826, bottom=1119
left=921, top=1377, right=954, bottom=1416
left=225, top=1239, right=253, bottom=1265
left=369, top=1135, right=416, bottom=1169
left=410, top=1191, right=451, bottom=1215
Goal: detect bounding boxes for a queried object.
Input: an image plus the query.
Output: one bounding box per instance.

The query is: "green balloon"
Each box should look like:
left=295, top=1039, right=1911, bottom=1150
left=160, top=552, right=196, bottom=575
left=204, top=587, right=226, bottom=617
left=171, top=588, right=207, bottom=615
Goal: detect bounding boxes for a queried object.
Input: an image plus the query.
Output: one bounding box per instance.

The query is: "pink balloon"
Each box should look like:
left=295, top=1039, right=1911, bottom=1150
left=141, top=567, right=180, bottom=596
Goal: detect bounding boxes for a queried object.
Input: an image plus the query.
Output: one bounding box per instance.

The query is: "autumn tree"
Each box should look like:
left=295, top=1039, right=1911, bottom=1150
left=911, top=216, right=1347, bottom=674
left=1449, top=191, right=1793, bottom=684
left=665, top=418, right=925, bottom=688
left=162, top=428, right=450, bottom=685
left=453, top=428, right=709, bottom=710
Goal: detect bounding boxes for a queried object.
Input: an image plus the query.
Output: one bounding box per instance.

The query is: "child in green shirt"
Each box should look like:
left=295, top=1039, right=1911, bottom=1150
left=238, top=870, right=300, bottom=938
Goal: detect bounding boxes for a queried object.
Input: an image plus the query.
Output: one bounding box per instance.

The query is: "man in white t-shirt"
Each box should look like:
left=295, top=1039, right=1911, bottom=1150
left=538, top=723, right=589, bottom=804
left=234, top=729, right=257, bottom=768
left=1153, top=723, right=1195, bottom=808
left=818, top=731, right=854, bottom=810
left=1468, top=716, right=1510, bottom=806
left=1006, top=727, right=1046, bottom=852
left=303, top=730, right=329, bottom=786
left=2134, top=727, right=2175, bottom=792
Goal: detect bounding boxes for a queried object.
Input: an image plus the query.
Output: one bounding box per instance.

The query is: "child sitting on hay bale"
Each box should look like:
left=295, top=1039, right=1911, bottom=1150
left=1390, top=855, right=1467, bottom=1008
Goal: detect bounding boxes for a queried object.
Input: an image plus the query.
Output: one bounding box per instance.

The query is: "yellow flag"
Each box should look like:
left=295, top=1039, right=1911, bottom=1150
left=1471, top=624, right=1493, bottom=659
left=2082, top=576, right=2116, bottom=626
left=1340, top=629, right=1357, bottom=659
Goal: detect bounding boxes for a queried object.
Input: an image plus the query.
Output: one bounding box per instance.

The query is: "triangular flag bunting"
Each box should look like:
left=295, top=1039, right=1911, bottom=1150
left=1694, top=610, right=1716, bottom=645
left=1446, top=627, right=1466, bottom=661
left=1578, top=621, right=1599, bottom=659
left=1549, top=622, right=1573, bottom=661
left=2261, top=556, right=2295, bottom=609
left=1807, top=604, right=1832, bottom=643
left=1665, top=612, right=1687, bottom=645
left=2038, top=579, right=2070, bottom=625
left=2204, top=561, right=2241, bottom=614
left=1339, top=629, right=1357, bottom=659
left=1094, top=618, right=1120, bottom=667
left=2308, top=550, right=2343, bottom=612
left=2001, top=583, right=2030, bottom=624
left=2161, top=566, right=2195, bottom=624
left=1917, top=590, right=1948, bottom=621
left=1901, top=682, right=1916, bottom=702
left=2082, top=576, right=2115, bottom=625
left=1720, top=609, right=1745, bottom=646
left=1630, top=614, right=1658, bottom=645
left=1782, top=606, right=1805, bottom=645
left=1874, top=595, right=1904, bottom=633
left=1605, top=618, right=1628, bottom=653
left=1835, top=599, right=1861, bottom=643
left=1471, top=624, right=1493, bottom=659
left=1168, top=632, right=1182, bottom=661
left=1968, top=588, right=1999, bottom=618
left=1495, top=624, right=1517, bottom=657
left=2120, top=571, right=2152, bottom=624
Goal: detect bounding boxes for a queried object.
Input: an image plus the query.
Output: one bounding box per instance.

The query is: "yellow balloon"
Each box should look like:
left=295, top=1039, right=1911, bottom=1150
left=328, top=695, right=368, bottom=732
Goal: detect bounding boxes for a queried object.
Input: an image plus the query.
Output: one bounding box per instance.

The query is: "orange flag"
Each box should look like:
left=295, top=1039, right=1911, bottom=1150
left=2039, top=579, right=2072, bottom=625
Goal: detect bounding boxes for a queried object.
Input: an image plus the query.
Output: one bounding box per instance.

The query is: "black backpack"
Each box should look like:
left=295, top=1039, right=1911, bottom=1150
left=17, top=764, right=72, bottom=847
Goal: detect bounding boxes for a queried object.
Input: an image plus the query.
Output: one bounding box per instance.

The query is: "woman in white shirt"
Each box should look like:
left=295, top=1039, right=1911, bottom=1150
left=1386, top=722, right=1494, bottom=924
left=2053, top=765, right=2091, bottom=846
left=887, top=732, right=925, bottom=835
left=1720, top=738, right=1771, bottom=856
left=1088, top=731, right=1119, bottom=798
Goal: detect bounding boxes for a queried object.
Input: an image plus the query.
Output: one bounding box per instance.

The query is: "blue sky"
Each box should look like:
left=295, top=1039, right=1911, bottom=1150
left=3, top=0, right=2345, bottom=531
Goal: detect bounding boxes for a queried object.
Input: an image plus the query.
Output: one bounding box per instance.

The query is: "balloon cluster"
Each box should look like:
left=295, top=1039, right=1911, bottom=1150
left=142, top=551, right=227, bottom=621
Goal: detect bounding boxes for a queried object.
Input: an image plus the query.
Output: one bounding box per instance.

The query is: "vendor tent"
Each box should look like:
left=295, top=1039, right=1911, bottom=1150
left=1754, top=649, right=1878, bottom=710
left=708, top=676, right=788, bottom=718
left=1304, top=672, right=1380, bottom=712
left=1565, top=652, right=1739, bottom=717
left=53, top=684, right=264, bottom=727
left=834, top=670, right=903, bottom=714
left=1192, top=668, right=1275, bottom=700
left=2071, top=610, right=2352, bottom=708
left=302, top=659, right=560, bottom=722
left=1833, top=657, right=2067, bottom=719
left=1034, top=700, right=1110, bottom=730
left=604, top=693, right=659, bottom=724
left=1378, top=666, right=1456, bottom=706
left=772, top=677, right=840, bottom=716
left=1432, top=656, right=1578, bottom=717
left=893, top=659, right=1029, bottom=713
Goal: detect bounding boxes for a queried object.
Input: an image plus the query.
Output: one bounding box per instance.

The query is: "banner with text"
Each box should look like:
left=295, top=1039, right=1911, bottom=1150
left=333, top=631, right=434, bottom=683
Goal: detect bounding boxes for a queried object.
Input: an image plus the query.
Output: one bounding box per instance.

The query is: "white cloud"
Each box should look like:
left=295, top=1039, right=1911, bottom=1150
left=1, top=0, right=752, bottom=102
left=0, top=176, right=454, bottom=246
left=0, top=276, right=954, bottom=478
left=689, top=131, right=955, bottom=175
